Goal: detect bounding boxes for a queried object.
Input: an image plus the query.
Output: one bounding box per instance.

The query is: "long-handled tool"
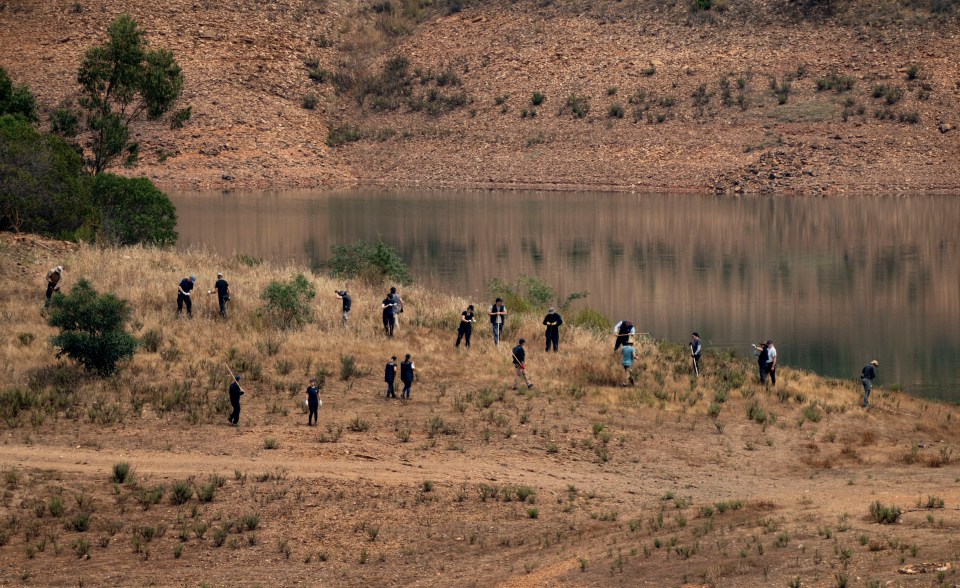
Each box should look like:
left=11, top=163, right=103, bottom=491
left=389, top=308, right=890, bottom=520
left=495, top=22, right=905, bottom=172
left=225, top=363, right=245, bottom=396
left=691, top=353, right=699, bottom=377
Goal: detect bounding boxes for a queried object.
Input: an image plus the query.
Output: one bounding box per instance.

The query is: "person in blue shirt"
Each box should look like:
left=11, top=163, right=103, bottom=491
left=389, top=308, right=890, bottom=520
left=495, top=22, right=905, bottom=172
left=305, top=378, right=320, bottom=425
left=621, top=339, right=637, bottom=386
left=400, top=354, right=415, bottom=399
left=384, top=356, right=397, bottom=399
left=177, top=275, right=196, bottom=318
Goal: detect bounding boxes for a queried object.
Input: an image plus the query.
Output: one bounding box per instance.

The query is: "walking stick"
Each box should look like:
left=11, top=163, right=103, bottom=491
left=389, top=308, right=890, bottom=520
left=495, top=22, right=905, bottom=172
left=225, top=363, right=245, bottom=395
left=691, top=354, right=699, bottom=377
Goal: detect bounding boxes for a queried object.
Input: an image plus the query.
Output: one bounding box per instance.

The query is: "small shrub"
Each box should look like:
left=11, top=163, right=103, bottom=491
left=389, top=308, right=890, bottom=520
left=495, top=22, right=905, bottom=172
left=260, top=274, right=316, bottom=330
left=607, top=102, right=625, bottom=118
left=111, top=462, right=132, bottom=484
left=869, top=501, right=902, bottom=524
left=906, top=64, right=920, bottom=80
left=263, top=437, right=279, bottom=450
left=565, top=94, right=590, bottom=118
left=141, top=329, right=162, bottom=353
left=49, top=496, right=65, bottom=517
left=302, top=93, right=319, bottom=110
left=72, top=538, right=90, bottom=558
left=815, top=71, right=855, bottom=93
left=170, top=481, right=192, bottom=505
left=135, top=485, right=164, bottom=510
left=68, top=511, right=92, bottom=532
left=212, top=526, right=228, bottom=547
left=326, top=125, right=362, bottom=147
left=348, top=415, right=370, bottom=432
left=196, top=480, right=217, bottom=503
left=327, top=238, right=412, bottom=285
left=240, top=513, right=260, bottom=531
left=527, top=507, right=539, bottom=519
left=531, top=91, right=545, bottom=105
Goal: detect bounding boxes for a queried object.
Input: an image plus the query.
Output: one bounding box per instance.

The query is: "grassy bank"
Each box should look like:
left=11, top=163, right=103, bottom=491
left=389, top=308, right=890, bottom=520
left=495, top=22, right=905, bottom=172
left=1, top=233, right=959, bottom=587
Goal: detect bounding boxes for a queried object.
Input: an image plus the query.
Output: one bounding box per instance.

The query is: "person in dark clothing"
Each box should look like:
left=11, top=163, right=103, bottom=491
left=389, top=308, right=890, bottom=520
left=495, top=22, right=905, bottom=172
left=543, top=307, right=563, bottom=352
left=45, top=265, right=63, bottom=308
left=489, top=298, right=507, bottom=348
left=456, top=305, right=475, bottom=348
left=382, top=296, right=397, bottom=337
left=384, top=356, right=397, bottom=399
left=177, top=275, right=196, bottom=318
left=400, top=354, right=416, bottom=399
left=765, top=340, right=778, bottom=386
left=613, top=320, right=635, bottom=351
left=511, top=339, right=533, bottom=390
left=388, top=287, right=404, bottom=331
left=208, top=272, right=230, bottom=318
left=756, top=342, right=769, bottom=385
left=861, top=359, right=878, bottom=407
left=228, top=375, right=244, bottom=426
left=306, top=378, right=320, bottom=425
left=336, top=290, right=352, bottom=327
left=689, top=332, right=702, bottom=376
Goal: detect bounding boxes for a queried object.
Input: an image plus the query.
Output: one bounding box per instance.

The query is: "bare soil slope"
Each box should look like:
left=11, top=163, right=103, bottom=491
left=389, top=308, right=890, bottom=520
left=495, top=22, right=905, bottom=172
left=1, top=0, right=959, bottom=192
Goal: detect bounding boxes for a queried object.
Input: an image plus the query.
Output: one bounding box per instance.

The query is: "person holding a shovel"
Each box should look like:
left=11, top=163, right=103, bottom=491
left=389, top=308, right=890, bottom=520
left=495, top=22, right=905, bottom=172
left=512, top=338, right=533, bottom=390
left=689, top=332, right=702, bottom=376
left=228, top=373, right=244, bottom=426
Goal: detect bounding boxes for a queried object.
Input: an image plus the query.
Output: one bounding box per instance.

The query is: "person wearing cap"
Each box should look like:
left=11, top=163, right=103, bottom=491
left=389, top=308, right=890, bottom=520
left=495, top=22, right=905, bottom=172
left=543, top=307, right=564, bottom=352
left=228, top=374, right=244, bottom=426
left=44, top=265, right=63, bottom=308
left=177, top=275, right=197, bottom=318
left=400, top=354, right=416, bottom=399
left=384, top=356, right=397, bottom=399
left=305, top=378, right=321, bottom=425
left=755, top=341, right=770, bottom=385
left=689, top=332, right=702, bottom=376
left=456, top=305, right=475, bottom=348
left=336, top=289, right=352, bottom=327
left=765, top=340, right=778, bottom=386
left=208, top=272, right=230, bottom=318
left=511, top=338, right=533, bottom=390
left=620, top=338, right=637, bottom=386
left=490, top=298, right=507, bottom=348
left=861, top=360, right=879, bottom=408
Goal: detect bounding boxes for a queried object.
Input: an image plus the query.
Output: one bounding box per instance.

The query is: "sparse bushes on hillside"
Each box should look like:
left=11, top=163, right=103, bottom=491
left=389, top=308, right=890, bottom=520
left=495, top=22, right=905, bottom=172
left=0, top=67, right=38, bottom=122
left=815, top=71, right=855, bottom=92
left=327, top=125, right=362, bottom=147
left=259, top=274, right=317, bottom=330
left=564, top=94, right=590, bottom=119
left=487, top=275, right=587, bottom=315
left=327, top=238, right=413, bottom=285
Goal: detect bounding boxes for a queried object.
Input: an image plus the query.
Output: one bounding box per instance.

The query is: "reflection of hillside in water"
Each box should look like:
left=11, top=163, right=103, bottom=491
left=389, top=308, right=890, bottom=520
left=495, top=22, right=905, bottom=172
left=172, top=192, right=960, bottom=399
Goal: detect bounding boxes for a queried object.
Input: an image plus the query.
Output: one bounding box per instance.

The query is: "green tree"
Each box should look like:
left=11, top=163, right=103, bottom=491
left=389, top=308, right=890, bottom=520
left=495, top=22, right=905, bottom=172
left=260, top=274, right=317, bottom=329
left=92, top=173, right=177, bottom=246
left=327, top=238, right=413, bottom=285
left=48, top=279, right=139, bottom=375
left=77, top=14, right=186, bottom=174
left=0, top=67, right=38, bottom=122
left=0, top=115, right=95, bottom=237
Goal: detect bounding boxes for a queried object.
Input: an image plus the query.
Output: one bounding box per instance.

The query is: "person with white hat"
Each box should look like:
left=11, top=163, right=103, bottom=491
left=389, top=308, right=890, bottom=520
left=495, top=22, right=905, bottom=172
left=44, top=265, right=64, bottom=308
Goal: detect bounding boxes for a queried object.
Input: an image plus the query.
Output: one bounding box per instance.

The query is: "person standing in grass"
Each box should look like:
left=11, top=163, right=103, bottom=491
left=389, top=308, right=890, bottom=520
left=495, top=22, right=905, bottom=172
left=305, top=378, right=320, bottom=425
left=765, top=339, right=778, bottom=386
left=490, top=298, right=507, bottom=348
left=456, top=304, right=475, bottom=348
left=755, top=342, right=769, bottom=385
left=382, top=294, right=397, bottom=337
left=861, top=359, right=879, bottom=408
left=543, top=307, right=563, bottom=352
left=208, top=272, right=230, bottom=318
left=384, top=356, right=397, bottom=399
left=388, top=287, right=404, bottom=330
left=613, top=319, right=635, bottom=352
left=44, top=265, right=63, bottom=308
left=336, top=289, right=351, bottom=327
left=621, top=338, right=637, bottom=386
left=400, top=354, right=415, bottom=399
left=511, top=338, right=533, bottom=390
left=177, top=275, right=196, bottom=318
left=689, top=332, right=702, bottom=376
left=228, top=374, right=244, bottom=426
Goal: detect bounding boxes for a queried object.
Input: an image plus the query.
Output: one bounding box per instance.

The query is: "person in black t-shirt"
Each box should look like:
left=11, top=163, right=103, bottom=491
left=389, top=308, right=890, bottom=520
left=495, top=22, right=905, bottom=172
left=861, top=360, right=878, bottom=408
left=543, top=307, right=563, bottom=352
left=208, top=272, right=230, bottom=318
left=456, top=305, right=475, bottom=348
left=177, top=276, right=196, bottom=318
left=305, top=378, right=320, bottom=425
left=384, top=356, right=397, bottom=398
left=228, top=375, right=244, bottom=426
left=489, top=298, right=507, bottom=348
left=382, top=296, right=397, bottom=337
left=400, top=354, right=415, bottom=399
left=511, top=339, right=533, bottom=390
left=336, top=290, right=352, bottom=327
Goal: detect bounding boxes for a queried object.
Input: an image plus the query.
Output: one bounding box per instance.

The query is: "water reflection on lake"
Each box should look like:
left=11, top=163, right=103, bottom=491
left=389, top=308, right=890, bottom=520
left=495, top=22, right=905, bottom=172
left=170, top=191, right=960, bottom=401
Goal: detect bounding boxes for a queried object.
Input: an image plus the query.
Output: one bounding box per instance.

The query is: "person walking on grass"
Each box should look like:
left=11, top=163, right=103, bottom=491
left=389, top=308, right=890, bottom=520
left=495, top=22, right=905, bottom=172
left=621, top=338, right=637, bottom=386
left=511, top=338, right=533, bottom=390
left=208, top=272, right=230, bottom=318
left=306, top=378, right=320, bottom=425
left=755, top=342, right=769, bottom=385
left=388, top=287, right=404, bottom=330
left=689, top=332, right=702, bottom=376
left=456, top=305, right=475, bottom=348
left=765, top=339, right=778, bottom=386
left=44, top=265, right=63, bottom=308
left=228, top=374, right=244, bottom=426
left=613, top=319, right=635, bottom=352
left=400, top=354, right=416, bottom=399
left=336, top=289, right=352, bottom=327
left=490, top=297, right=507, bottom=348
left=177, top=275, right=196, bottom=318
left=543, top=307, right=563, bottom=352
left=861, top=359, right=879, bottom=408
left=382, top=294, right=398, bottom=337
left=384, top=356, right=397, bottom=399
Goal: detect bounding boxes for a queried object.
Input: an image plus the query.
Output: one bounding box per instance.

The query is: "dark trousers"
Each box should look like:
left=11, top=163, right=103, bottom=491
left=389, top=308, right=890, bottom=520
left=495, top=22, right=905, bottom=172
left=768, top=365, right=776, bottom=385
left=177, top=293, right=192, bottom=317
left=45, top=284, right=57, bottom=307
left=308, top=401, right=318, bottom=425
left=614, top=335, right=628, bottom=351
left=229, top=399, right=240, bottom=424
left=759, top=365, right=768, bottom=385
left=385, top=381, right=396, bottom=398
left=401, top=380, right=412, bottom=399
left=218, top=295, right=228, bottom=318
left=545, top=329, right=559, bottom=352
left=383, top=315, right=395, bottom=337
left=692, top=355, right=701, bottom=374
left=456, top=326, right=472, bottom=347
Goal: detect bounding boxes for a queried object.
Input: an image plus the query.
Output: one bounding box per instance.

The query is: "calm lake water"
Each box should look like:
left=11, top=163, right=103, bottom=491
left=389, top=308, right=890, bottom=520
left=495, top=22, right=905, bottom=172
left=170, top=191, right=960, bottom=402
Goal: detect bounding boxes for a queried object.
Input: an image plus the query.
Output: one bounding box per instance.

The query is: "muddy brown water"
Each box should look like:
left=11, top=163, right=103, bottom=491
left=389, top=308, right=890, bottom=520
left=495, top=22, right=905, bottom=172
left=170, top=191, right=960, bottom=401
